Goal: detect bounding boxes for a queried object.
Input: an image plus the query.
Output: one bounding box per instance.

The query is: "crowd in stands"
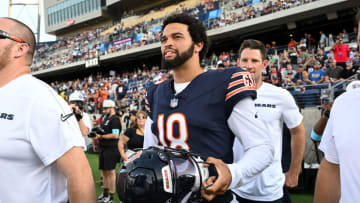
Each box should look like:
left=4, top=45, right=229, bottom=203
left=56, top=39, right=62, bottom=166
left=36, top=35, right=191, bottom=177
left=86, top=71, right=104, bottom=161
left=51, top=24, right=359, bottom=115
left=31, top=0, right=321, bottom=72
left=203, top=29, right=359, bottom=87
left=52, top=66, right=170, bottom=114
left=33, top=0, right=360, bottom=110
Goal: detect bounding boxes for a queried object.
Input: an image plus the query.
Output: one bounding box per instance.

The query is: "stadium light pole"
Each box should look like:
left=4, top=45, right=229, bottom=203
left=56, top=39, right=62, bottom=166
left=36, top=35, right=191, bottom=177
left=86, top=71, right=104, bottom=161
left=8, top=0, right=41, bottom=43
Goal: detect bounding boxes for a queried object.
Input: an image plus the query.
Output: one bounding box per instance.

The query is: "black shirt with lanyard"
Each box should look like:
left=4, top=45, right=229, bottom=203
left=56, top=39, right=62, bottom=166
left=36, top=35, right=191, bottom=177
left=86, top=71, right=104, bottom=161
left=99, top=114, right=121, bottom=147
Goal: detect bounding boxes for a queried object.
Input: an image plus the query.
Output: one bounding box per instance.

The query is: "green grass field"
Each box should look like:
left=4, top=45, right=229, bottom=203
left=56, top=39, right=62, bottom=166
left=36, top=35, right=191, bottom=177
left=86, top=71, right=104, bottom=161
left=86, top=153, right=314, bottom=203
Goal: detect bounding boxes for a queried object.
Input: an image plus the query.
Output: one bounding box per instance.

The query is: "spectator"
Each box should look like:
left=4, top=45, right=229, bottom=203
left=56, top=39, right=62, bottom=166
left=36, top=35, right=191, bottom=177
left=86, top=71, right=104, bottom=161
left=288, top=47, right=299, bottom=67
left=224, top=57, right=231, bottom=68
left=308, top=61, right=326, bottom=84
left=122, top=110, right=137, bottom=131
left=341, top=58, right=359, bottom=79
left=299, top=45, right=311, bottom=64
left=341, top=29, right=349, bottom=43
left=99, top=83, right=108, bottom=103
left=315, top=48, right=328, bottom=66
left=288, top=38, right=297, bottom=49
left=319, top=31, right=327, bottom=49
left=87, top=98, right=97, bottom=114
left=115, top=80, right=128, bottom=106
left=270, top=65, right=282, bottom=86
left=324, top=58, right=343, bottom=83
left=282, top=64, right=297, bottom=87
left=331, top=37, right=350, bottom=69
left=118, top=110, right=147, bottom=161
left=292, top=64, right=311, bottom=85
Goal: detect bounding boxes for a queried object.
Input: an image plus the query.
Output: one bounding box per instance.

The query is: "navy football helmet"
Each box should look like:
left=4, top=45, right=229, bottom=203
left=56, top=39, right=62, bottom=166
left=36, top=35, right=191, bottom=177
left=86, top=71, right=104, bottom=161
left=116, top=146, right=217, bottom=203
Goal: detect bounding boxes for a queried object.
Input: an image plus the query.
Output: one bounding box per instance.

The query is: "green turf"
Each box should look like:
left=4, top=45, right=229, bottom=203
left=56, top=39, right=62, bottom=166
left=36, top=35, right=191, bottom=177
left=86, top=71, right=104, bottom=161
left=87, top=153, right=122, bottom=203
left=86, top=153, right=314, bottom=203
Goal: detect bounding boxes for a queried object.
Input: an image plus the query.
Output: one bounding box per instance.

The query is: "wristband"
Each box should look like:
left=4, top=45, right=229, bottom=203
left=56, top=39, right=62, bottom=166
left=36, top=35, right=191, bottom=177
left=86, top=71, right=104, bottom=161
left=323, top=110, right=330, bottom=118
left=75, top=113, right=83, bottom=121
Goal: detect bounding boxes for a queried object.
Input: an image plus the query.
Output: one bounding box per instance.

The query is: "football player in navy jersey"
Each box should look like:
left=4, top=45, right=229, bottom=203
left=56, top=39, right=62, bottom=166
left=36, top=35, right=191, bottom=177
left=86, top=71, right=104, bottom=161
left=144, top=13, right=274, bottom=202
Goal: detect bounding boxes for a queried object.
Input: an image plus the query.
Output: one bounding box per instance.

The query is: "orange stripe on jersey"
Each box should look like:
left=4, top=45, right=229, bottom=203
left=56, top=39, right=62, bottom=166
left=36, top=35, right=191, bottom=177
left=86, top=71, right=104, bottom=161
left=145, top=98, right=149, bottom=104
left=226, top=86, right=256, bottom=100
left=228, top=79, right=245, bottom=89
left=231, top=72, right=249, bottom=79
left=145, top=105, right=151, bottom=112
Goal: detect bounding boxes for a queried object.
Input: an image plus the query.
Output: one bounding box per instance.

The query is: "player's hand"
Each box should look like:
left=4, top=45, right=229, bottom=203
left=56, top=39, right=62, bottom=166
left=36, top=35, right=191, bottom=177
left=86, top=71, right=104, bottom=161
left=123, top=156, right=128, bottom=162
left=69, top=104, right=81, bottom=114
left=96, top=134, right=101, bottom=139
left=201, top=157, right=231, bottom=201
left=284, top=170, right=300, bottom=188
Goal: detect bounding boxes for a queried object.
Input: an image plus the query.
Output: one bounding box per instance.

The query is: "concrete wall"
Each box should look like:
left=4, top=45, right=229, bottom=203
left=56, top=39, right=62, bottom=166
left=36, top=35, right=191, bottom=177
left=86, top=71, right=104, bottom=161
left=301, top=107, right=323, bottom=165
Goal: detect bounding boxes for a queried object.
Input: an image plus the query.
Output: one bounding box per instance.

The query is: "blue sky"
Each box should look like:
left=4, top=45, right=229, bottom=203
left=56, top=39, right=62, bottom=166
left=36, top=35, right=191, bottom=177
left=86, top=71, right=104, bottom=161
left=0, top=0, right=56, bottom=42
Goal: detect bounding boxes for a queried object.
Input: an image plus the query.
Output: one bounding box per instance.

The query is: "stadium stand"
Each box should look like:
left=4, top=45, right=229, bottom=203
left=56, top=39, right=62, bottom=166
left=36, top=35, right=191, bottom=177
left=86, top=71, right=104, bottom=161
left=32, top=0, right=337, bottom=72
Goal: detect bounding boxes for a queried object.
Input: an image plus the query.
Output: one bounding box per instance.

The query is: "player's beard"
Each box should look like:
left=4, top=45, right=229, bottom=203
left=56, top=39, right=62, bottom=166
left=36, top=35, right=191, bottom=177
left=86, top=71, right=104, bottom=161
left=162, top=43, right=194, bottom=70
left=0, top=44, right=12, bottom=70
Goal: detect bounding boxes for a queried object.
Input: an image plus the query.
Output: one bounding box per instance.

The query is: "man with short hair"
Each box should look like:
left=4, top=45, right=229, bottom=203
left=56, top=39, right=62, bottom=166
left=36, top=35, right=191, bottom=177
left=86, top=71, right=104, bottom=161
left=282, top=64, right=297, bottom=87
left=292, top=64, right=311, bottom=85
left=144, top=14, right=274, bottom=202
left=324, top=58, right=343, bottom=83
left=115, top=80, right=128, bottom=106
left=341, top=58, right=359, bottom=79
left=96, top=100, right=122, bottom=203
left=308, top=61, right=325, bottom=84
left=0, top=17, right=96, bottom=203
left=233, top=39, right=305, bottom=203
left=332, top=37, right=350, bottom=69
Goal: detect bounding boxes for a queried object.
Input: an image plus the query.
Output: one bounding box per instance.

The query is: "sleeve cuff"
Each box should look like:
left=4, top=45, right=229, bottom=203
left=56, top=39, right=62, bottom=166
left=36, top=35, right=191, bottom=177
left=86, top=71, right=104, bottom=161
left=226, top=163, right=242, bottom=189
left=324, top=154, right=339, bottom=165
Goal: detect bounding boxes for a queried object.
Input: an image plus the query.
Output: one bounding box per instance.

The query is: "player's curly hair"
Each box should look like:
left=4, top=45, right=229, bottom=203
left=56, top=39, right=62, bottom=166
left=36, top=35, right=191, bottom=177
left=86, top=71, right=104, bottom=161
left=161, top=13, right=208, bottom=61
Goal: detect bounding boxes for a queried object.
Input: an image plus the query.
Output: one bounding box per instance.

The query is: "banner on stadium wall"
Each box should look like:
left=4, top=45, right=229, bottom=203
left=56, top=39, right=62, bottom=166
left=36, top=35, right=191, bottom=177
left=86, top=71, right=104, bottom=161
left=113, top=38, right=132, bottom=47
left=135, top=34, right=142, bottom=42
left=208, top=9, right=222, bottom=20
left=100, top=44, right=106, bottom=55
left=66, top=19, right=75, bottom=26
left=151, top=26, right=162, bottom=34
left=85, top=57, right=100, bottom=68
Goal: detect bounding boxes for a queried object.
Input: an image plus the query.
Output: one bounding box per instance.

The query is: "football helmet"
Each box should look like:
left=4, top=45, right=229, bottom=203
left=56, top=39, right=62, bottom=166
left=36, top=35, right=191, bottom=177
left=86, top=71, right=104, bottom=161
left=116, top=146, right=217, bottom=203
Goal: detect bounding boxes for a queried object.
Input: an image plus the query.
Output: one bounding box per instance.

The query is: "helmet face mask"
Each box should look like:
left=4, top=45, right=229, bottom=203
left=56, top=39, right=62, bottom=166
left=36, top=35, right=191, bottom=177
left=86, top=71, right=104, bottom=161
left=117, top=146, right=212, bottom=203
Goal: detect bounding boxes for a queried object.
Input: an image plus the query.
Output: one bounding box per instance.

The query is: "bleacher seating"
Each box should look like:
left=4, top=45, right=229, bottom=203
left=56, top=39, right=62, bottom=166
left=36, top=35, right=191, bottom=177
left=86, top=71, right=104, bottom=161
left=33, top=0, right=326, bottom=72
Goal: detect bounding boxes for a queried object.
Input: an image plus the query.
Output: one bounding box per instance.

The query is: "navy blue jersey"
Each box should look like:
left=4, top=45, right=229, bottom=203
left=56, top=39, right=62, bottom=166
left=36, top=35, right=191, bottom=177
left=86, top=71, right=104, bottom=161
left=145, top=68, right=256, bottom=164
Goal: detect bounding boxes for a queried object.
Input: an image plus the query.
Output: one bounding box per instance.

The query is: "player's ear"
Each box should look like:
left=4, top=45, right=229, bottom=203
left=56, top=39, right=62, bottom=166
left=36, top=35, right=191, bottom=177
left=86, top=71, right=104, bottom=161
left=194, top=41, right=203, bottom=53
left=14, top=43, right=29, bottom=59
left=263, top=59, right=269, bottom=69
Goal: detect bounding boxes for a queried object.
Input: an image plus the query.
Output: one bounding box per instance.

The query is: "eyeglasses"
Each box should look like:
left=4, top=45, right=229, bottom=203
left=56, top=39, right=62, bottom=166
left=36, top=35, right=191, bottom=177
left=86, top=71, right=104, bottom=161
left=137, top=116, right=146, bottom=119
left=0, top=29, right=29, bottom=45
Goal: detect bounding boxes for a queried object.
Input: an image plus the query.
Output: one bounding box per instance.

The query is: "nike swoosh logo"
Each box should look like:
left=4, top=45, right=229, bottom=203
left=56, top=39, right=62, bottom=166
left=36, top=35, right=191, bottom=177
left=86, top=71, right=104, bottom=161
left=60, top=113, right=74, bottom=122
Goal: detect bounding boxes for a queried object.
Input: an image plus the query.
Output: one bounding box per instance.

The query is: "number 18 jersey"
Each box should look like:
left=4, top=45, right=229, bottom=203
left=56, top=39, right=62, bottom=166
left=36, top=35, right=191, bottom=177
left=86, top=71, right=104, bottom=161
left=145, top=68, right=256, bottom=163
